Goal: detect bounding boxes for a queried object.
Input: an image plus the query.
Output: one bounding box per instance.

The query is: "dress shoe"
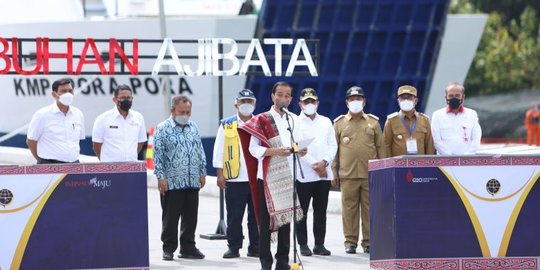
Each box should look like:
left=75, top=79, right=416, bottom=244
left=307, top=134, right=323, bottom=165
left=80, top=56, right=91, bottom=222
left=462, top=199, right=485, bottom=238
left=179, top=248, right=205, bottom=259
left=313, top=245, right=331, bottom=256
left=222, top=248, right=240, bottom=258
left=162, top=251, right=174, bottom=261
left=300, top=245, right=312, bottom=256
left=363, top=246, right=370, bottom=254
left=247, top=250, right=259, bottom=257
left=345, top=245, right=357, bottom=254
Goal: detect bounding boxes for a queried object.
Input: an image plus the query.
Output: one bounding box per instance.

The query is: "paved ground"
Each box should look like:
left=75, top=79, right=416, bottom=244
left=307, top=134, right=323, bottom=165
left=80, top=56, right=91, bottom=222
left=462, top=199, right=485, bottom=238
left=146, top=186, right=371, bottom=270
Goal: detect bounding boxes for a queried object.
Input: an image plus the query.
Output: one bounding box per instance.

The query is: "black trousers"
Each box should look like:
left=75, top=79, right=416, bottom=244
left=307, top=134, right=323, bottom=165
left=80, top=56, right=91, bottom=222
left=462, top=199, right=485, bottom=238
left=296, top=180, right=331, bottom=246
left=258, top=179, right=290, bottom=270
left=225, top=181, right=259, bottom=252
left=160, top=189, right=199, bottom=253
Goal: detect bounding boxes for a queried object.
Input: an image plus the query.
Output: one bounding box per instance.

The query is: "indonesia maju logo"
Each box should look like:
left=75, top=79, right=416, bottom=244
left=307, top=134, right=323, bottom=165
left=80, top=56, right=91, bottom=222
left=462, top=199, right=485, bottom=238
left=486, top=179, right=501, bottom=196
left=89, top=177, right=111, bottom=189
left=0, top=189, right=14, bottom=207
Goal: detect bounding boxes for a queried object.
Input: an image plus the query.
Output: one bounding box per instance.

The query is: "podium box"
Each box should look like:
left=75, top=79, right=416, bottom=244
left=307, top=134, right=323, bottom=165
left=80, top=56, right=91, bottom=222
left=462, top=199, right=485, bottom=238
left=0, top=162, right=149, bottom=270
left=369, top=156, right=540, bottom=270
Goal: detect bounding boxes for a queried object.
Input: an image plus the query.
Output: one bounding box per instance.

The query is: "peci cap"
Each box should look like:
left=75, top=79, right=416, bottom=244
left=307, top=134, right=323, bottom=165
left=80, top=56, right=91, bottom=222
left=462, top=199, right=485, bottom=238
left=236, top=89, right=256, bottom=100
left=299, top=88, right=318, bottom=101
left=397, top=85, right=417, bottom=97
left=345, top=86, right=365, bottom=99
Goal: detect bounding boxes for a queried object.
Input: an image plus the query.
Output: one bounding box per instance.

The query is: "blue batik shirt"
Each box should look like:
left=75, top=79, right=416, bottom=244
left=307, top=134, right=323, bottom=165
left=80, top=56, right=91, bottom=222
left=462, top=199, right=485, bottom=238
left=153, top=117, right=207, bottom=190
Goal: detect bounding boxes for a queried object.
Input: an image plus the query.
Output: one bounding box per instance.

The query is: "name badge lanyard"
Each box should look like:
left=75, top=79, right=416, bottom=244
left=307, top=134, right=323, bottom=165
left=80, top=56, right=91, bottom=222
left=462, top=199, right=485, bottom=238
left=400, top=116, right=417, bottom=137
left=401, top=116, right=418, bottom=154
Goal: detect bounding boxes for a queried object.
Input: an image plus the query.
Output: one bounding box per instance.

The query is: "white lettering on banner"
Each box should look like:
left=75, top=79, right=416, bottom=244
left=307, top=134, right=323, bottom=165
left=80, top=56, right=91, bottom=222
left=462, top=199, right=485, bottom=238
left=212, top=38, right=239, bottom=76
left=89, top=177, right=111, bottom=189
left=286, top=39, right=318, bottom=76
left=239, top=39, right=270, bottom=76
left=441, top=166, right=540, bottom=257
left=263, top=38, right=292, bottom=76
left=412, top=177, right=438, bottom=183
left=152, top=38, right=318, bottom=77
left=152, top=38, right=184, bottom=76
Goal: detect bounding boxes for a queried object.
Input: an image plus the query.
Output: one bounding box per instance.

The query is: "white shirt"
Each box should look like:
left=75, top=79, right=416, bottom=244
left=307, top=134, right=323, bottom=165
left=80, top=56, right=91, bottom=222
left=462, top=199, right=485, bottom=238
left=27, top=102, right=85, bottom=162
left=92, top=107, right=147, bottom=162
left=212, top=114, right=249, bottom=182
left=249, top=108, right=302, bottom=180
left=296, top=112, right=337, bottom=182
left=431, top=106, right=482, bottom=155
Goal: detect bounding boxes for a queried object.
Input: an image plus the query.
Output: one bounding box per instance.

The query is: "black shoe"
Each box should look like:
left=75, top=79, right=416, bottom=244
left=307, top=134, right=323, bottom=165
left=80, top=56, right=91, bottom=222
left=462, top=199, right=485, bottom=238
left=275, top=264, right=291, bottom=270
left=162, top=251, right=174, bottom=261
left=363, top=246, right=370, bottom=254
left=222, top=248, right=240, bottom=258
left=313, top=245, right=331, bottom=256
left=300, top=245, right=312, bottom=256
left=179, top=248, right=205, bottom=259
left=247, top=250, right=259, bottom=257
left=345, top=245, right=357, bottom=254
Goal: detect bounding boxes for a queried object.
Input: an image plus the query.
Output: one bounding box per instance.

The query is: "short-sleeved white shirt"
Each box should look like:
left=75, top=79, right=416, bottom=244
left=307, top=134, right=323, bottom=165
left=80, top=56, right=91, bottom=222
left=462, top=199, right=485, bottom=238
left=92, top=107, right=147, bottom=162
left=27, top=102, right=85, bottom=162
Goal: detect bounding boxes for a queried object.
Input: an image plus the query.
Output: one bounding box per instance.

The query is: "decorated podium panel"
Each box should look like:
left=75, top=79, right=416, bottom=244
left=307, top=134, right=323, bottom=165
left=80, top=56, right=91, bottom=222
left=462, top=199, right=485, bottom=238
left=0, top=162, right=149, bottom=270
left=369, top=156, right=540, bottom=270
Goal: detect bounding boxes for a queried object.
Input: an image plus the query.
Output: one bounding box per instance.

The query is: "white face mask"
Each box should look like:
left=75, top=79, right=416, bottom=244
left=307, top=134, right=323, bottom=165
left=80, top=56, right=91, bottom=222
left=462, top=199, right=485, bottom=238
left=174, top=115, right=189, bottom=125
left=399, top=99, right=415, bottom=112
left=348, top=100, right=364, bottom=114
left=58, top=93, right=74, bottom=106
left=302, top=103, right=317, bottom=115
left=238, top=103, right=255, bottom=116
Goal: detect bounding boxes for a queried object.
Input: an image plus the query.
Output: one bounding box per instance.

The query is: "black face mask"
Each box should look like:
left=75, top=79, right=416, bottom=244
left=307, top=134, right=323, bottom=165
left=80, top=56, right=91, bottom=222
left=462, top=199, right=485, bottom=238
left=119, top=100, right=132, bottom=111
left=447, top=97, right=462, bottom=110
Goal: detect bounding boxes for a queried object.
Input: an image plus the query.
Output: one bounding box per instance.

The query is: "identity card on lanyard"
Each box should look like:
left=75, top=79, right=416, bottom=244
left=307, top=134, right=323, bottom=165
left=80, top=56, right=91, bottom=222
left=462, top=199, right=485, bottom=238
left=401, top=116, right=418, bottom=154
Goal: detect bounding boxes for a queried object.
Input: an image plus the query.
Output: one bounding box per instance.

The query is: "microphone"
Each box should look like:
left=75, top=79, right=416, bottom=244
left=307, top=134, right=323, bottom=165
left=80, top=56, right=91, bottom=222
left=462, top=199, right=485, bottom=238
left=280, top=106, right=291, bottom=114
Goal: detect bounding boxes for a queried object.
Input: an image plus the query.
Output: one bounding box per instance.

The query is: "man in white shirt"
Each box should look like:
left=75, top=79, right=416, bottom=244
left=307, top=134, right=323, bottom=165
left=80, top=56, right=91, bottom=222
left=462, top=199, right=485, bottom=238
left=295, top=88, right=337, bottom=257
left=212, top=89, right=259, bottom=259
left=27, top=78, right=85, bottom=164
left=92, top=84, right=147, bottom=162
left=431, top=82, right=482, bottom=155
left=238, top=81, right=306, bottom=270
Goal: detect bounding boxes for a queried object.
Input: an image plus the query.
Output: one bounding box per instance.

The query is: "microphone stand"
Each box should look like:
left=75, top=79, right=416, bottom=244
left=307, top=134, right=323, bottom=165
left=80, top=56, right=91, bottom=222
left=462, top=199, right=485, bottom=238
left=283, top=110, right=304, bottom=269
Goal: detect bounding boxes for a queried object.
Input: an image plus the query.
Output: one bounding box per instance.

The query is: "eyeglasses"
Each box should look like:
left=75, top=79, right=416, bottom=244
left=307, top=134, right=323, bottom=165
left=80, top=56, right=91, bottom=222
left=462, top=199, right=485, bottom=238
left=117, top=97, right=133, bottom=102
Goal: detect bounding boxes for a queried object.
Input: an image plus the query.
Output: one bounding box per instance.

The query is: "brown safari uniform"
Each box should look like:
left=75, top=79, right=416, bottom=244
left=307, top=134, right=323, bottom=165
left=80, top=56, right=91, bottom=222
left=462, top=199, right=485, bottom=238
left=332, top=112, right=386, bottom=251
left=383, top=111, right=435, bottom=157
